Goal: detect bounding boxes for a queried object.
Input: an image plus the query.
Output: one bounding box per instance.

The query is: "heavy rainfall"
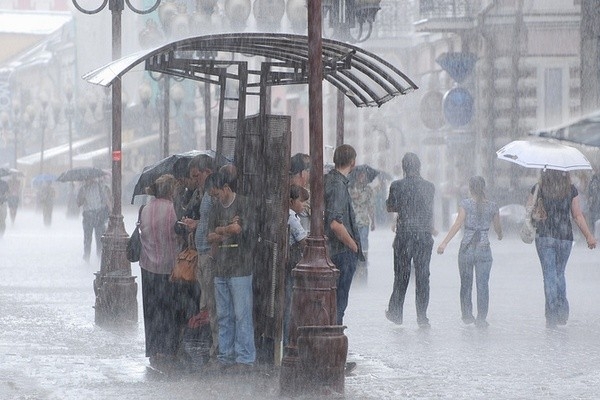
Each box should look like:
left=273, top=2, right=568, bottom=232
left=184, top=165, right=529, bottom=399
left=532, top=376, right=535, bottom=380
left=2, top=1, right=600, bottom=399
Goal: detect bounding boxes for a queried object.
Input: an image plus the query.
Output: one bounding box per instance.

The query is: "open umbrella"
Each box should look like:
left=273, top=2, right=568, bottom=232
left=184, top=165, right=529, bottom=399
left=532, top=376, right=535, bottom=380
left=496, top=140, right=593, bottom=171
left=0, top=168, right=23, bottom=178
left=131, top=150, right=216, bottom=203
left=57, top=167, right=106, bottom=182
left=32, top=174, right=57, bottom=187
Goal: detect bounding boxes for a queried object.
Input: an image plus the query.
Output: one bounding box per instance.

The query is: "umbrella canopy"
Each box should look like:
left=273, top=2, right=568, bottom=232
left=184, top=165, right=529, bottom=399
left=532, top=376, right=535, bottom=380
left=530, top=110, right=600, bottom=147
left=32, top=174, right=57, bottom=187
left=349, top=164, right=380, bottom=184
left=57, top=167, right=106, bottom=182
left=496, top=140, right=593, bottom=171
left=131, top=150, right=216, bottom=203
left=0, top=168, right=23, bottom=178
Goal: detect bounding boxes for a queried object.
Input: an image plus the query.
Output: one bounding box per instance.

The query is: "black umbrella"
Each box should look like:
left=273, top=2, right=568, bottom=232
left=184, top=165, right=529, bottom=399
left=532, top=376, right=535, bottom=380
left=349, top=164, right=380, bottom=184
left=530, top=111, right=600, bottom=147
left=131, top=150, right=216, bottom=203
left=57, top=167, right=106, bottom=182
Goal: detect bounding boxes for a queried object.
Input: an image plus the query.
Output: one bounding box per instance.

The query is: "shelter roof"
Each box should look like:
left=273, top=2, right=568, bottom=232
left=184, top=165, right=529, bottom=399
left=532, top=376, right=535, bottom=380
left=83, top=33, right=418, bottom=108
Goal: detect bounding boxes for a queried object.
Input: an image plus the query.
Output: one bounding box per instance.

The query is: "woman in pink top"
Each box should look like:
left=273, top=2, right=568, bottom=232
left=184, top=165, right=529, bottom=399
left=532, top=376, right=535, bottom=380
left=139, top=174, right=180, bottom=369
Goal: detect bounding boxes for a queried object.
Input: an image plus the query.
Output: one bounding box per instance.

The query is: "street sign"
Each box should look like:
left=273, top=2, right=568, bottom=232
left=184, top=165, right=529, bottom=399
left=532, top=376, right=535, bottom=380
left=443, top=87, right=474, bottom=127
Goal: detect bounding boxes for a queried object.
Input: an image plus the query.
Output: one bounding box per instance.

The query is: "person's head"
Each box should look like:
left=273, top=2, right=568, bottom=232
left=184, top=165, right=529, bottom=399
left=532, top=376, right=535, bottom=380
left=219, top=164, right=238, bottom=192
left=146, top=174, right=177, bottom=200
left=290, top=153, right=311, bottom=187
left=402, top=152, right=421, bottom=177
left=188, top=154, right=214, bottom=189
left=541, top=169, right=571, bottom=198
left=290, top=184, right=309, bottom=214
left=469, top=176, right=486, bottom=202
left=333, top=144, right=356, bottom=170
left=209, top=170, right=235, bottom=205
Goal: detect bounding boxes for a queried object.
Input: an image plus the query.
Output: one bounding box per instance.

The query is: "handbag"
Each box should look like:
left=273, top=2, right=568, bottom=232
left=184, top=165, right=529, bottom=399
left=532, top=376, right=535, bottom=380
left=126, top=205, right=145, bottom=262
left=171, top=233, right=198, bottom=282
left=520, top=182, right=541, bottom=244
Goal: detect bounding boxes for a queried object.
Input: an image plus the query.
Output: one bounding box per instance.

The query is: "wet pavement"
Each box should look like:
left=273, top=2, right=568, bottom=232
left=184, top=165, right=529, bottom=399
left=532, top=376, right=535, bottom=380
left=1, top=207, right=600, bottom=399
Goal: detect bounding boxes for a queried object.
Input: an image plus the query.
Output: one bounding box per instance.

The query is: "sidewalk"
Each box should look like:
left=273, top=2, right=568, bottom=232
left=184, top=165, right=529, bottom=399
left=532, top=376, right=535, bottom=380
left=1, top=208, right=600, bottom=399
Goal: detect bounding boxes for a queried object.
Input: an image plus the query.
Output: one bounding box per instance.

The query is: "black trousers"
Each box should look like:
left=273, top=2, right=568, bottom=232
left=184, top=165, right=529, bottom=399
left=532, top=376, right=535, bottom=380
left=388, top=231, right=433, bottom=324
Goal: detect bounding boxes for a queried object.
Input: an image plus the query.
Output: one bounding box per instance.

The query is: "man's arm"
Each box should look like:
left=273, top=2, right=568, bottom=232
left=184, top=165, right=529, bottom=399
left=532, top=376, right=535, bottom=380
left=330, top=219, right=358, bottom=253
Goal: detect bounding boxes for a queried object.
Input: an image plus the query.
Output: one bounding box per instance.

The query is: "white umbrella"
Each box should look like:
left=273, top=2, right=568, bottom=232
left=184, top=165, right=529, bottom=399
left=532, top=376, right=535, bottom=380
left=496, top=140, right=593, bottom=171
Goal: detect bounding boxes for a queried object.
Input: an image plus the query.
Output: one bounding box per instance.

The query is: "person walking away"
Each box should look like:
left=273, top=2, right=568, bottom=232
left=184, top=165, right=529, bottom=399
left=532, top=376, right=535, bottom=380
left=437, top=176, right=503, bottom=328
left=587, top=172, right=600, bottom=235
left=527, top=169, right=596, bottom=328
left=38, top=182, right=56, bottom=226
left=7, top=175, right=21, bottom=224
left=77, top=177, right=110, bottom=261
left=139, top=174, right=181, bottom=370
left=207, top=171, right=256, bottom=372
left=0, top=179, right=8, bottom=237
left=283, top=184, right=309, bottom=346
left=180, top=155, right=218, bottom=358
left=349, top=169, right=376, bottom=284
left=324, top=144, right=364, bottom=326
left=386, top=152, right=436, bottom=328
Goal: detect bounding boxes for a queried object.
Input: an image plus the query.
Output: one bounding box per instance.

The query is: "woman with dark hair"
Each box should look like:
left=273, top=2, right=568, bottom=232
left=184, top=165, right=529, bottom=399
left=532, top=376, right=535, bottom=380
left=139, top=174, right=180, bottom=369
left=527, top=169, right=596, bottom=328
left=437, top=176, right=503, bottom=328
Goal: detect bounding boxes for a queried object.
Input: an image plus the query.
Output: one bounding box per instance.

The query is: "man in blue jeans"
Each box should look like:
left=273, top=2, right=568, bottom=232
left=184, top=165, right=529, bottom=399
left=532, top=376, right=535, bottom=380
left=324, top=144, right=364, bottom=326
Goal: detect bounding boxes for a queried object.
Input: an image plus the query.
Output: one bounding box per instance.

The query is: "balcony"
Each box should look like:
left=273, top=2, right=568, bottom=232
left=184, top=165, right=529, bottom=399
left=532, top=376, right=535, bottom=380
left=414, top=0, right=485, bottom=33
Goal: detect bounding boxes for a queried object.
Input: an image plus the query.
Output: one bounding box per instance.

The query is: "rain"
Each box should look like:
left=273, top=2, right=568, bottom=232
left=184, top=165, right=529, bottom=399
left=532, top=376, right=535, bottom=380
left=2, top=1, right=600, bottom=399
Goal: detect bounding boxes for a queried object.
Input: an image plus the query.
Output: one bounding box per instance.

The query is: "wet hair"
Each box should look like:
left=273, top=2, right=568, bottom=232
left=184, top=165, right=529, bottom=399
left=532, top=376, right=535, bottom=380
left=204, top=172, right=217, bottom=192
left=333, top=144, right=356, bottom=168
left=188, top=154, right=214, bottom=173
left=146, top=174, right=177, bottom=200
left=290, top=184, right=309, bottom=202
left=210, top=171, right=231, bottom=191
left=469, top=176, right=486, bottom=202
left=540, top=169, right=571, bottom=199
left=290, top=153, right=311, bottom=176
left=219, top=164, right=237, bottom=192
left=402, top=152, right=421, bottom=176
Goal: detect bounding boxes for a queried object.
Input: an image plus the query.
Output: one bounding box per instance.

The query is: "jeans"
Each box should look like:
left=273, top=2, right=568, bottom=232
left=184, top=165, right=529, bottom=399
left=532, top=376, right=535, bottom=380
left=388, top=231, right=434, bottom=324
left=458, top=243, right=493, bottom=321
left=214, top=274, right=256, bottom=365
left=331, top=250, right=358, bottom=325
left=535, top=236, right=572, bottom=325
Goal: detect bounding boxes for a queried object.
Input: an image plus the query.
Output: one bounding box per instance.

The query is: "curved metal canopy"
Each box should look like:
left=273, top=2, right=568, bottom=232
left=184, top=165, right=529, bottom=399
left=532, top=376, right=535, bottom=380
left=83, top=33, right=418, bottom=108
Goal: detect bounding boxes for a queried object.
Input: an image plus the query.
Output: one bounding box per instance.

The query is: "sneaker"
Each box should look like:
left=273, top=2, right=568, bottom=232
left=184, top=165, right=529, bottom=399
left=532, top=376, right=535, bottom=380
left=462, top=315, right=475, bottom=325
left=474, top=319, right=489, bottom=328
left=385, top=310, right=402, bottom=325
left=417, top=318, right=431, bottom=329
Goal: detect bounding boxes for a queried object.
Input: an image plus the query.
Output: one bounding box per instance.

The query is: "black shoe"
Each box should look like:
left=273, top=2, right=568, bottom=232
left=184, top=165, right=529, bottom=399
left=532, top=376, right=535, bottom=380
left=385, top=310, right=402, bottom=325
left=344, top=361, right=357, bottom=376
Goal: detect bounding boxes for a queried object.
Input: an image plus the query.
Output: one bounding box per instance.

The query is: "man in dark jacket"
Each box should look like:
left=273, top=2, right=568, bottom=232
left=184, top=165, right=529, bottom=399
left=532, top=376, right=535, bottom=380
left=324, top=144, right=364, bottom=325
left=386, top=152, right=435, bottom=328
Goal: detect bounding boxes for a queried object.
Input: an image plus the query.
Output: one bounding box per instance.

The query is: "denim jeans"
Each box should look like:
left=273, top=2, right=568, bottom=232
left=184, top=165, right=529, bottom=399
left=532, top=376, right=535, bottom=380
left=331, top=250, right=358, bottom=325
left=458, top=243, right=493, bottom=321
left=535, top=236, right=572, bottom=325
left=214, top=274, right=256, bottom=365
left=388, top=231, right=433, bottom=324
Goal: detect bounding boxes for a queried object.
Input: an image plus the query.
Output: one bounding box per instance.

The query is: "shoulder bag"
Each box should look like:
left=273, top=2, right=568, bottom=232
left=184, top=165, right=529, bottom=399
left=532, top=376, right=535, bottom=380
left=126, top=205, right=145, bottom=262
left=171, top=232, right=198, bottom=282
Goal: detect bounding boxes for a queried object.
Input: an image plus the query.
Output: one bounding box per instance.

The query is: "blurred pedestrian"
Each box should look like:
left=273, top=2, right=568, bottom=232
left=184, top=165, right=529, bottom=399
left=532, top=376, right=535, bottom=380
left=139, top=174, right=181, bottom=369
left=77, top=177, right=110, bottom=261
left=527, top=169, right=596, bottom=328
left=7, top=175, right=21, bottom=224
left=437, top=176, right=503, bottom=328
left=207, top=171, right=256, bottom=371
left=324, top=144, right=363, bottom=325
left=587, top=172, right=600, bottom=234
left=349, top=168, right=376, bottom=283
left=386, top=152, right=435, bottom=328
left=0, top=179, right=8, bottom=237
left=38, top=182, right=56, bottom=226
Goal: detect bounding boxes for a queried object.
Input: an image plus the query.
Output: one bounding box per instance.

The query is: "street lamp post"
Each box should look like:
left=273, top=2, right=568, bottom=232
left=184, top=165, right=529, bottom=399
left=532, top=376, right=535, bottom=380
left=72, top=0, right=161, bottom=325
left=38, top=93, right=49, bottom=175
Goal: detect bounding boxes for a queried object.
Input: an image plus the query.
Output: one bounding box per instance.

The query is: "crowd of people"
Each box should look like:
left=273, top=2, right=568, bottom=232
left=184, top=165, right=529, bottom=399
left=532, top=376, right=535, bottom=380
left=124, top=146, right=600, bottom=376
